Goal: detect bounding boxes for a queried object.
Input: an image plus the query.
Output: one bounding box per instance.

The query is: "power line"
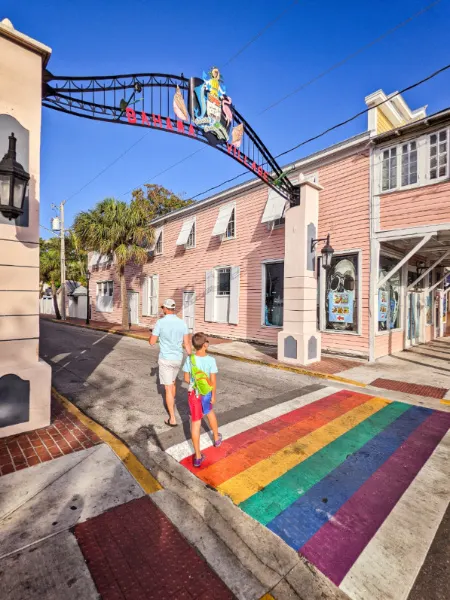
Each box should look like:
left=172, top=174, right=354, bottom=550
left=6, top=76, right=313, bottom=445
left=223, top=0, right=301, bottom=66
left=121, top=0, right=439, bottom=201
left=259, top=0, right=442, bottom=114
left=191, top=61, right=450, bottom=199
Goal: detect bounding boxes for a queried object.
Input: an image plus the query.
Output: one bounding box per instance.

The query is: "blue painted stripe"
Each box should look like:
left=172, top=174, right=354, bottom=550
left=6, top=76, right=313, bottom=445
left=267, top=405, right=432, bottom=551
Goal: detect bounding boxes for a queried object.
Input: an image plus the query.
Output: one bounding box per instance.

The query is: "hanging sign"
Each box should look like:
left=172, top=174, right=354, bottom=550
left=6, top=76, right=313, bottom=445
left=378, top=290, right=388, bottom=323
left=328, top=291, right=354, bottom=323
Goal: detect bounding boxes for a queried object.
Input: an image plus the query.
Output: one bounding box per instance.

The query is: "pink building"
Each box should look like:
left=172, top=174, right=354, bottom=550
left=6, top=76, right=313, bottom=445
left=89, top=91, right=450, bottom=362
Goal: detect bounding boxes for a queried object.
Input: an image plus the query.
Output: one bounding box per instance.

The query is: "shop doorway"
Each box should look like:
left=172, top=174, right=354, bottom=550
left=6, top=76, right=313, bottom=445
left=183, top=291, right=195, bottom=334
left=128, top=291, right=139, bottom=325
left=407, top=292, right=421, bottom=346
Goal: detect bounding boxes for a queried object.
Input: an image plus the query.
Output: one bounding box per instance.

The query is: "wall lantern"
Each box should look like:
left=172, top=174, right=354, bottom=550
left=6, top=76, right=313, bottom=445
left=311, top=234, right=334, bottom=270
left=0, top=133, right=30, bottom=220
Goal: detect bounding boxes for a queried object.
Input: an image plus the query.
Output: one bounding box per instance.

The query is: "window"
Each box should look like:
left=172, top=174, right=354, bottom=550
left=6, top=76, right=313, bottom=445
left=154, top=230, right=163, bottom=255
left=263, top=262, right=284, bottom=327
left=186, top=221, right=196, bottom=249
left=324, top=254, right=358, bottom=332
left=96, top=280, right=114, bottom=312
left=217, top=268, right=231, bottom=296
left=261, top=189, right=287, bottom=224
left=378, top=256, right=401, bottom=331
left=382, top=147, right=397, bottom=191
left=430, top=130, right=447, bottom=180
left=224, top=208, right=235, bottom=239
left=142, top=275, right=159, bottom=316
left=401, top=141, right=418, bottom=186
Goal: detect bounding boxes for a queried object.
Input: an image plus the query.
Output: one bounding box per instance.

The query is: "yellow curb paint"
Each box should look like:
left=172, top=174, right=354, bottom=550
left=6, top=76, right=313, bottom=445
left=440, top=399, right=450, bottom=405
left=208, top=349, right=367, bottom=389
left=52, top=387, right=162, bottom=494
left=259, top=595, right=276, bottom=600
left=44, top=317, right=367, bottom=389
left=218, top=396, right=390, bottom=504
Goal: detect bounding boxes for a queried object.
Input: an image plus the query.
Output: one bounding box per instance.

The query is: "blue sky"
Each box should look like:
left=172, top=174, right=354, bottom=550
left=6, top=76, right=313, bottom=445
left=3, top=0, right=450, bottom=235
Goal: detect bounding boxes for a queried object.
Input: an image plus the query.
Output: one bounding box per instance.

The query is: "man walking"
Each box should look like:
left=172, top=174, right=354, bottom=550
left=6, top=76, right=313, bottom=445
left=149, top=298, right=192, bottom=426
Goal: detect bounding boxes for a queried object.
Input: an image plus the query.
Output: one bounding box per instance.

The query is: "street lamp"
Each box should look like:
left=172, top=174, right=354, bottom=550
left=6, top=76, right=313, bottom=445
left=311, top=234, right=334, bottom=270
left=0, top=133, right=30, bottom=220
left=86, top=270, right=91, bottom=325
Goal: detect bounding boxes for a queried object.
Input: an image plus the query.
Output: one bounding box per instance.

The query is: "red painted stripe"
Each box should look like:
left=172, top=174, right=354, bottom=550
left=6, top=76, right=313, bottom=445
left=181, top=390, right=356, bottom=472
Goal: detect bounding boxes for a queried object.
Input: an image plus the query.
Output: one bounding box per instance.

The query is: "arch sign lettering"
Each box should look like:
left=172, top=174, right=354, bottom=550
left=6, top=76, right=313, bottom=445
left=43, top=68, right=296, bottom=202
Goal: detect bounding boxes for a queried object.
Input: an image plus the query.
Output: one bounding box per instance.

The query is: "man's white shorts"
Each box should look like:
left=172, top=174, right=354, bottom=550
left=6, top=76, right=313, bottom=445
left=158, top=358, right=182, bottom=386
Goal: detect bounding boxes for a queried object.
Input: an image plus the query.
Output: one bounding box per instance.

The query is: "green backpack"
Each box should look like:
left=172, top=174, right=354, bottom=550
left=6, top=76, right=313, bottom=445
left=190, top=354, right=213, bottom=395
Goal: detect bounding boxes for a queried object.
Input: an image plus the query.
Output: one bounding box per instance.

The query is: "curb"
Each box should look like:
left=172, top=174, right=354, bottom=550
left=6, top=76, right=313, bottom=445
left=44, top=317, right=367, bottom=390
left=52, top=386, right=162, bottom=494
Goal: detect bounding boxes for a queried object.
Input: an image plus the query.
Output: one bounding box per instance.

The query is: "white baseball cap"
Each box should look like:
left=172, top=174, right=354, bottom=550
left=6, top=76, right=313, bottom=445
left=162, top=298, right=176, bottom=309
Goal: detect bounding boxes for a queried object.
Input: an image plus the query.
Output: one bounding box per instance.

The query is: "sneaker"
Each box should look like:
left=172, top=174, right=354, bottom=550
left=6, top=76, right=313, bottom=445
left=193, top=454, right=205, bottom=468
left=213, top=433, right=223, bottom=448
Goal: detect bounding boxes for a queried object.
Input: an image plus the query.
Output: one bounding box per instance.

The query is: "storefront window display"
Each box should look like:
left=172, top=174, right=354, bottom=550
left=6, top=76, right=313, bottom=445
left=264, top=262, right=284, bottom=327
left=325, top=254, right=358, bottom=332
left=378, top=256, right=401, bottom=331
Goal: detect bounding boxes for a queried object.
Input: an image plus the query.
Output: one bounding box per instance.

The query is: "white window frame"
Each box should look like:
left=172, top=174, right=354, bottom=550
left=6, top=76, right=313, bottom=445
left=154, top=229, right=163, bottom=255
left=96, top=280, right=114, bottom=313
left=400, top=140, right=418, bottom=187
left=381, top=146, right=397, bottom=192
left=186, top=218, right=196, bottom=249
left=429, top=128, right=448, bottom=182
left=223, top=206, right=236, bottom=240
left=319, top=249, right=362, bottom=336
left=261, top=259, right=284, bottom=329
left=142, top=275, right=159, bottom=317
left=216, top=267, right=231, bottom=297
left=376, top=127, right=450, bottom=195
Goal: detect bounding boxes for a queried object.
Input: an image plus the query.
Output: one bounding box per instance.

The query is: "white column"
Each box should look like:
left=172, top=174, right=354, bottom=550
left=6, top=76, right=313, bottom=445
left=278, top=178, right=323, bottom=365
left=0, top=19, right=52, bottom=437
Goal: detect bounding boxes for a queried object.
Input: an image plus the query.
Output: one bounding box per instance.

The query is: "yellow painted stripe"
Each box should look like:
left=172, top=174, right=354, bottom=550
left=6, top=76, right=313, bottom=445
left=259, top=595, right=276, bottom=600
left=440, top=399, right=450, bottom=406
left=217, top=396, right=390, bottom=504
left=52, top=387, right=162, bottom=494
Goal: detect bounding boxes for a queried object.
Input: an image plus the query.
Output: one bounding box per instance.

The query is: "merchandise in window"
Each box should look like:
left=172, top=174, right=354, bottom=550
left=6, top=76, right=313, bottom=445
left=401, top=141, right=417, bottom=186
left=325, top=254, right=358, bottom=332
left=217, top=268, right=231, bottom=296
left=264, top=262, right=284, bottom=327
left=430, top=130, right=447, bottom=180
left=378, top=256, right=401, bottom=331
left=382, top=147, right=397, bottom=191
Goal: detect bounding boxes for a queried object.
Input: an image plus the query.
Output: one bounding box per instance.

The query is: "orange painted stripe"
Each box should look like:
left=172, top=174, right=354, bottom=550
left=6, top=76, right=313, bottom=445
left=199, top=392, right=374, bottom=488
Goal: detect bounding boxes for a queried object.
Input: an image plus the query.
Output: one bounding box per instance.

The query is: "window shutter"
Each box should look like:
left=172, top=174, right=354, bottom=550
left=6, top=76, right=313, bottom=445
left=229, top=266, right=240, bottom=325
left=142, top=277, right=149, bottom=316
left=212, top=203, right=235, bottom=236
left=176, top=218, right=195, bottom=245
left=89, top=251, right=100, bottom=267
left=151, top=274, right=159, bottom=316
left=150, top=227, right=162, bottom=251
left=205, top=270, right=215, bottom=322
left=261, top=189, right=287, bottom=223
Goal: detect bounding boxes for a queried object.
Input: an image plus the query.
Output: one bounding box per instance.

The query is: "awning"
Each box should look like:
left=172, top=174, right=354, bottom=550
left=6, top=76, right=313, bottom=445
left=261, top=189, right=287, bottom=223
left=176, top=218, right=195, bottom=246
left=149, top=226, right=162, bottom=250
left=212, top=203, right=234, bottom=236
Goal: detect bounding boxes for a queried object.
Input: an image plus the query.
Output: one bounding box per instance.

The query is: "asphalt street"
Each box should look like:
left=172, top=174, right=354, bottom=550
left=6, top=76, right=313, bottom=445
left=40, top=319, right=323, bottom=451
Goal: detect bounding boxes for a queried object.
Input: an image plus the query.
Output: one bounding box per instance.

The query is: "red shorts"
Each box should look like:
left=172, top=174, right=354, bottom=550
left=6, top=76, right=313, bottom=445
left=188, top=390, right=212, bottom=422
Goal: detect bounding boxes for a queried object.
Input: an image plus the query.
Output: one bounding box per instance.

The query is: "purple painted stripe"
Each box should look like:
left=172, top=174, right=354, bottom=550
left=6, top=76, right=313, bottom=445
left=300, top=410, right=450, bottom=586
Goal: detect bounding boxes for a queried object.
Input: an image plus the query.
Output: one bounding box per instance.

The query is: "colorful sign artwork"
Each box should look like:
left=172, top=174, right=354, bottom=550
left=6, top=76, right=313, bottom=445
left=378, top=290, right=388, bottom=323
left=193, top=68, right=231, bottom=142
left=328, top=291, right=354, bottom=323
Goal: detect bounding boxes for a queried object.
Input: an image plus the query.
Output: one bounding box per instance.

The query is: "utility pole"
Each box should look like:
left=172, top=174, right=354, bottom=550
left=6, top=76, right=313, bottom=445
left=51, top=201, right=66, bottom=321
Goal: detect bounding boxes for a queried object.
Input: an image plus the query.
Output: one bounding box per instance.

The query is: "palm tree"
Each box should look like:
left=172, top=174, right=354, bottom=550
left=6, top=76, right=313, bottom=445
left=73, top=198, right=152, bottom=329
left=39, top=237, right=62, bottom=320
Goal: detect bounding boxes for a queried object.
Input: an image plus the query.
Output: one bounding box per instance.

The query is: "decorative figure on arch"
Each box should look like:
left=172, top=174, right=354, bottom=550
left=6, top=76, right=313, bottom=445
left=173, top=85, right=189, bottom=121
left=192, top=67, right=233, bottom=142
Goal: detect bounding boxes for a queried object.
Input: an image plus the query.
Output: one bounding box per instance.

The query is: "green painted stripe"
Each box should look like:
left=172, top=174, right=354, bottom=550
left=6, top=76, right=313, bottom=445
left=240, top=401, right=410, bottom=525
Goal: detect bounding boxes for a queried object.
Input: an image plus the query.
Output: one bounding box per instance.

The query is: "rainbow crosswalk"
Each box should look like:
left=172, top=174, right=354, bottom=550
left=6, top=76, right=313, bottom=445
left=169, top=388, right=450, bottom=596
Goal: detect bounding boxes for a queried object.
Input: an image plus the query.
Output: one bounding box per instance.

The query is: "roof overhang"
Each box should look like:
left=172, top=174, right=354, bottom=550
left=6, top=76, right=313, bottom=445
left=0, top=18, right=52, bottom=67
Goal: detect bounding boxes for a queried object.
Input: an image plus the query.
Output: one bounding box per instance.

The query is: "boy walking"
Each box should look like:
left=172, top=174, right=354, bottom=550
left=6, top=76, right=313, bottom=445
left=150, top=298, right=192, bottom=426
left=183, top=332, right=222, bottom=467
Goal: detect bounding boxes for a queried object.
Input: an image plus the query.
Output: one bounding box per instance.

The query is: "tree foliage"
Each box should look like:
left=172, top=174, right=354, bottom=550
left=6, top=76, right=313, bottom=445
left=131, top=183, right=193, bottom=218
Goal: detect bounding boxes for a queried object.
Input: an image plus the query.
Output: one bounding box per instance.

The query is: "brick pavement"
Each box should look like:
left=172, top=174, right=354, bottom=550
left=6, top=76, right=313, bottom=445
left=75, top=496, right=236, bottom=600
left=0, top=396, right=101, bottom=476
left=370, top=378, right=447, bottom=399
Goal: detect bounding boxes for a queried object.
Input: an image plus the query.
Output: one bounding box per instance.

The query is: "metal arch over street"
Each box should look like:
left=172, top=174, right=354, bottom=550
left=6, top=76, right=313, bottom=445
left=42, top=70, right=297, bottom=202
